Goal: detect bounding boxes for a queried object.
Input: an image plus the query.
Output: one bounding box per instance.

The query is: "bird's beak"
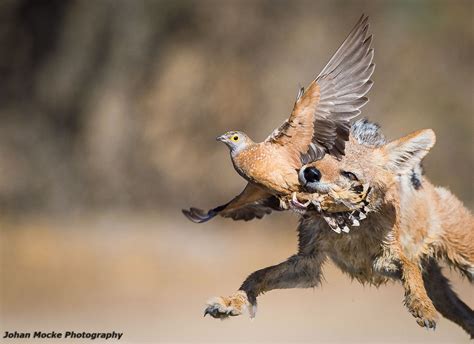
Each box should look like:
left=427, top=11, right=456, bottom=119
left=216, top=134, right=226, bottom=142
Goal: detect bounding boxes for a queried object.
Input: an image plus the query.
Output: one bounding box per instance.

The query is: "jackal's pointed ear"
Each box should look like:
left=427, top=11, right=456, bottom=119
left=382, top=129, right=436, bottom=174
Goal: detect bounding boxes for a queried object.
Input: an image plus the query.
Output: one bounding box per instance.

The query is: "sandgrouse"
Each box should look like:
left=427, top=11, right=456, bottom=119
left=183, top=15, right=374, bottom=223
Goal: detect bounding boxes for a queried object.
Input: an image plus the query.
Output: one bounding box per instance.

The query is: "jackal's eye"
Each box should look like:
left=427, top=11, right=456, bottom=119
left=341, top=171, right=358, bottom=181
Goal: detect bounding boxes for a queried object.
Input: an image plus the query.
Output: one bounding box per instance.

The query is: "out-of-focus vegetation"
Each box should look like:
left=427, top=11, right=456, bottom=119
left=0, top=0, right=472, bottom=216
left=1, top=2, right=473, bottom=343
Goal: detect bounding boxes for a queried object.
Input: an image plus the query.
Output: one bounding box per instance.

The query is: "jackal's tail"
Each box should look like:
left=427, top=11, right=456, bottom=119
left=423, top=259, right=474, bottom=337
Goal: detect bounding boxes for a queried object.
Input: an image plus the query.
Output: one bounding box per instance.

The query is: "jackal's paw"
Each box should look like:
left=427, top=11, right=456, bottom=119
left=204, top=291, right=252, bottom=319
left=408, top=301, right=438, bottom=330
left=416, top=317, right=437, bottom=330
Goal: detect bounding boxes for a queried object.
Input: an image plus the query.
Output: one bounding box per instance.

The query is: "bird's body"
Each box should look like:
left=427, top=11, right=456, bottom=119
left=232, top=141, right=300, bottom=194
left=183, top=15, right=376, bottom=223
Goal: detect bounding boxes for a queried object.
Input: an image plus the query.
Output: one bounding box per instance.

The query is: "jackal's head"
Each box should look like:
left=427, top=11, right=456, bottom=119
left=295, top=119, right=436, bottom=231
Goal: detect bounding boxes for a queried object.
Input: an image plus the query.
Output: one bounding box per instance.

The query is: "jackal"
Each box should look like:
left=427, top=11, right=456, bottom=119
left=204, top=119, right=474, bottom=336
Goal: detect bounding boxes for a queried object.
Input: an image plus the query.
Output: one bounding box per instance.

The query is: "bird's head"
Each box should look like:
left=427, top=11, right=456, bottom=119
left=216, top=131, right=253, bottom=154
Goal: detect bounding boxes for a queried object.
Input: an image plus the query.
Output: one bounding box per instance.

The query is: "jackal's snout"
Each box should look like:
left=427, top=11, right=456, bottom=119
left=299, top=165, right=319, bottom=184
left=298, top=165, right=330, bottom=193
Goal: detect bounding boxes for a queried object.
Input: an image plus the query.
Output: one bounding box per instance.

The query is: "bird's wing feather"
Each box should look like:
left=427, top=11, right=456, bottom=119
left=182, top=183, right=281, bottom=223
left=266, top=14, right=374, bottom=163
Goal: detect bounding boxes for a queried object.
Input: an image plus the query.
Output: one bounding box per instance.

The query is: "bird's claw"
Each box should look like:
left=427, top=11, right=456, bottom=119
left=290, top=192, right=311, bottom=209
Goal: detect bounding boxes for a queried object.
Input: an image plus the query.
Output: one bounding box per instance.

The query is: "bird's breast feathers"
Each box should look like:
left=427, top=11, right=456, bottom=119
left=232, top=144, right=300, bottom=194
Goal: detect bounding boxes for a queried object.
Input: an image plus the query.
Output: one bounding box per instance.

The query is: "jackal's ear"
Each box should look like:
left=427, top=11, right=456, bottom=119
left=382, top=129, right=436, bottom=174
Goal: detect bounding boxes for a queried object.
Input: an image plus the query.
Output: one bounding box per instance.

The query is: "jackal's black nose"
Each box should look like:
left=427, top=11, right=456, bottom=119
left=303, top=167, right=321, bottom=183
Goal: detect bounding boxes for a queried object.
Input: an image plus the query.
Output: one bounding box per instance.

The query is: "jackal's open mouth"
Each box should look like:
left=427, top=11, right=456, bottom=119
left=282, top=184, right=372, bottom=234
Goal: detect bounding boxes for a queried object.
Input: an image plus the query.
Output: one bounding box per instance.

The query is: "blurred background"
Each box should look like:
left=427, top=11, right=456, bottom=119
left=0, top=0, right=472, bottom=343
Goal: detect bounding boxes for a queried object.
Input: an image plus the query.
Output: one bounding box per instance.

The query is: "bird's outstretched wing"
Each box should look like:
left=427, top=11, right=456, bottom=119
left=266, top=14, right=374, bottom=163
left=182, top=183, right=282, bottom=223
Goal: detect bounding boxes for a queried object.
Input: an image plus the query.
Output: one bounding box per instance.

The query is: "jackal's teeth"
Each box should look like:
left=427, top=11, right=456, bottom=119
left=342, top=225, right=350, bottom=233
left=351, top=218, right=360, bottom=227
left=359, top=212, right=367, bottom=220
left=323, top=216, right=338, bottom=232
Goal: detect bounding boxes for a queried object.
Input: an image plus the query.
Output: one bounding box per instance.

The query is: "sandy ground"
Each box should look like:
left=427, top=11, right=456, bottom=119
left=1, top=212, right=472, bottom=343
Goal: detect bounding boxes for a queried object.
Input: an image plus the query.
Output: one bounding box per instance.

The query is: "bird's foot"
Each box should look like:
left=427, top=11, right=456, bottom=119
left=284, top=192, right=322, bottom=214
left=204, top=291, right=253, bottom=319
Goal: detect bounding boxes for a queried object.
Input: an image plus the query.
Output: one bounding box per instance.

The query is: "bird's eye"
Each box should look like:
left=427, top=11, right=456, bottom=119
left=232, top=135, right=239, bottom=141
left=341, top=171, right=358, bottom=181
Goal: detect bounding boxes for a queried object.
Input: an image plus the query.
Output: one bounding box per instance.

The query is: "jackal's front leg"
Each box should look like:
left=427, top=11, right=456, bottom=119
left=204, top=254, right=324, bottom=319
left=400, top=256, right=438, bottom=329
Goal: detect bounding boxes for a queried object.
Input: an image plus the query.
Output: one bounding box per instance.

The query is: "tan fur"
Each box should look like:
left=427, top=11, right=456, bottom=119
left=302, top=129, right=473, bottom=328
left=204, top=128, right=474, bottom=336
